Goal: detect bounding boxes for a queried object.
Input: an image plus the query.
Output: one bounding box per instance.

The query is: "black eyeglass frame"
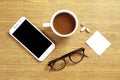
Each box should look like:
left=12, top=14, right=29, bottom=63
left=48, top=47, right=88, bottom=71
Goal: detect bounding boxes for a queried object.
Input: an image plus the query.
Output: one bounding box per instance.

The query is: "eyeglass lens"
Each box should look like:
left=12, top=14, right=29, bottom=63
left=69, top=51, right=83, bottom=63
left=52, top=59, right=66, bottom=70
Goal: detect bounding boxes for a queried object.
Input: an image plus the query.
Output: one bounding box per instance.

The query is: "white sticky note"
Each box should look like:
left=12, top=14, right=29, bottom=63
left=86, top=31, right=111, bottom=55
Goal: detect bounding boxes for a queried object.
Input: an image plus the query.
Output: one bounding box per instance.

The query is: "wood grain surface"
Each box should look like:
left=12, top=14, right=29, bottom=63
left=0, top=0, right=120, bottom=80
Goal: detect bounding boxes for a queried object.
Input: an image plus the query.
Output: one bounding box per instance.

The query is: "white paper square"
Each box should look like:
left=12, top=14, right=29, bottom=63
left=86, top=31, right=111, bottom=55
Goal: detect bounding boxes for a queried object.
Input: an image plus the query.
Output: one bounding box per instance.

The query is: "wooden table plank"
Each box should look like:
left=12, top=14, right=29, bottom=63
left=0, top=0, right=120, bottom=80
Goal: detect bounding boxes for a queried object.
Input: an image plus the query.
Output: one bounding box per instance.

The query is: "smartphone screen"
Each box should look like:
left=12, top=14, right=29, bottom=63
left=13, top=20, right=52, bottom=58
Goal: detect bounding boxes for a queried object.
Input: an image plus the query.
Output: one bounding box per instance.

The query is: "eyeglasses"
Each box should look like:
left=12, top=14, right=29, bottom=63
left=48, top=47, right=88, bottom=71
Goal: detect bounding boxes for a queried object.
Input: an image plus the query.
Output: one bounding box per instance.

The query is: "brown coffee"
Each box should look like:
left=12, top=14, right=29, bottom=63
left=53, top=13, right=76, bottom=35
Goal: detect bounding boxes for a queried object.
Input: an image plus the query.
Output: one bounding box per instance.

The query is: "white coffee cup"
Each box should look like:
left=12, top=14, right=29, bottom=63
left=43, top=10, right=78, bottom=37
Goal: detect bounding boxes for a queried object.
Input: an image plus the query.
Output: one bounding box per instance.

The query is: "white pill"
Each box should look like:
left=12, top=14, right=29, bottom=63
left=81, top=22, right=85, bottom=27
left=80, top=27, right=86, bottom=32
left=85, top=28, right=90, bottom=33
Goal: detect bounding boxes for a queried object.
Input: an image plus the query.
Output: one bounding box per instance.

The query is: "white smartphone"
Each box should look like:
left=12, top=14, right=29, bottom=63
left=9, top=17, right=55, bottom=61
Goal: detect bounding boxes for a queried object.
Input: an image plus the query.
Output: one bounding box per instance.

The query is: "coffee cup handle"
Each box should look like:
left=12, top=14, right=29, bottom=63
left=43, top=23, right=51, bottom=27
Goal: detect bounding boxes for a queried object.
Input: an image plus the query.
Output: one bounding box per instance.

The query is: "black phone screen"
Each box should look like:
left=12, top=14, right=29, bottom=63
left=13, top=20, right=52, bottom=58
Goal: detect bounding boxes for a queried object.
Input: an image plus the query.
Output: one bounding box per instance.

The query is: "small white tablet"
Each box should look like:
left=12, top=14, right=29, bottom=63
left=9, top=17, right=55, bottom=61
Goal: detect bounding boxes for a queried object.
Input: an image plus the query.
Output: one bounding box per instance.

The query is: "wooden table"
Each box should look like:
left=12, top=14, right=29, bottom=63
left=0, top=0, right=120, bottom=80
